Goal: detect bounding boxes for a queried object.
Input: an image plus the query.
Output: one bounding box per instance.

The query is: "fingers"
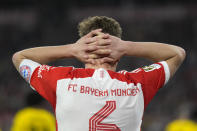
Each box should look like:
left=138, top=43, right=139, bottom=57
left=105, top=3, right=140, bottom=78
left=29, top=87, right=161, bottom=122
left=84, top=38, right=97, bottom=44
left=85, top=28, right=110, bottom=40
left=97, top=39, right=111, bottom=46
left=83, top=29, right=110, bottom=46
left=87, top=40, right=111, bottom=51
left=85, top=45, right=98, bottom=52
left=86, top=50, right=111, bottom=58
left=85, top=35, right=110, bottom=45
left=91, top=49, right=111, bottom=55
left=94, top=33, right=110, bottom=39
left=84, top=40, right=111, bottom=52
left=85, top=29, right=102, bottom=38
left=88, top=54, right=99, bottom=59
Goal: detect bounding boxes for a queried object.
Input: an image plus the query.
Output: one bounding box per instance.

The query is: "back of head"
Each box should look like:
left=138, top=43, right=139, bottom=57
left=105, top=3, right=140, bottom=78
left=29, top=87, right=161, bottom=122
left=78, top=16, right=122, bottom=38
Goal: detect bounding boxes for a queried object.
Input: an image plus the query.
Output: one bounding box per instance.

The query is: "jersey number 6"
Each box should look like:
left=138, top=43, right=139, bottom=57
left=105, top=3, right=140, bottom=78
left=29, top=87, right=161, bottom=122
left=89, top=101, right=121, bottom=131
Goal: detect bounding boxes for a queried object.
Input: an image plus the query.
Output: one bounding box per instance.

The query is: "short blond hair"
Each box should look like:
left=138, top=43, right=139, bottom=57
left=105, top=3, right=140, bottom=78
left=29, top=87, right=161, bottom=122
left=78, top=16, right=122, bottom=38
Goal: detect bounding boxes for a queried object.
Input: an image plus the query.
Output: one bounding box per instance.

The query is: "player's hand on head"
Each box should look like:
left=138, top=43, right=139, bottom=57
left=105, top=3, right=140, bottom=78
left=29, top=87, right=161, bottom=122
left=85, top=31, right=112, bottom=59
left=87, top=35, right=112, bottom=57
left=72, top=29, right=107, bottom=64
left=73, top=29, right=125, bottom=65
left=89, top=35, right=125, bottom=64
left=84, top=29, right=102, bottom=38
left=101, top=35, right=125, bottom=63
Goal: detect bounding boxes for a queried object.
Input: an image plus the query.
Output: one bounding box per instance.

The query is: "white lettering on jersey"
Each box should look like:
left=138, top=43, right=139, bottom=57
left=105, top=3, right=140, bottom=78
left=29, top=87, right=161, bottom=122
left=66, top=83, right=141, bottom=97
left=37, top=65, right=50, bottom=78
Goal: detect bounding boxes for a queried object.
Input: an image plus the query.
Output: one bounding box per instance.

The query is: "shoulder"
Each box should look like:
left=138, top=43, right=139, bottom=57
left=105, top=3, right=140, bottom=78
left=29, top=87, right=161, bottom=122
left=105, top=69, right=143, bottom=84
left=35, top=66, right=96, bottom=79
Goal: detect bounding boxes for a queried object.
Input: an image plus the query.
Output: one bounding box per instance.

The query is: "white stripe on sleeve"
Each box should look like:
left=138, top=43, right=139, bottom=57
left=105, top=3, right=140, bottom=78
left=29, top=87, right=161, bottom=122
left=19, top=59, right=41, bottom=90
left=160, top=61, right=170, bottom=85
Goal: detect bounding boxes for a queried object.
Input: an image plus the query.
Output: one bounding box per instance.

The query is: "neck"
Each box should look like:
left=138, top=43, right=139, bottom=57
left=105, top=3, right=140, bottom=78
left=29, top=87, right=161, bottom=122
left=85, top=63, right=117, bottom=71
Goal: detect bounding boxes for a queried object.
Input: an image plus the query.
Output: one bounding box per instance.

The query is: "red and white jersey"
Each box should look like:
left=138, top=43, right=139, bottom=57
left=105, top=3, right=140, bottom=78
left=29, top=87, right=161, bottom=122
left=19, top=59, right=170, bottom=131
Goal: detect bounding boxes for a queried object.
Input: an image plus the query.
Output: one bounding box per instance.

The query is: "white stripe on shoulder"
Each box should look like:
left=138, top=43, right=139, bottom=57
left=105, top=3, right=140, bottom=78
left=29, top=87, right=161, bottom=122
left=159, top=61, right=170, bottom=85
left=19, top=59, right=41, bottom=89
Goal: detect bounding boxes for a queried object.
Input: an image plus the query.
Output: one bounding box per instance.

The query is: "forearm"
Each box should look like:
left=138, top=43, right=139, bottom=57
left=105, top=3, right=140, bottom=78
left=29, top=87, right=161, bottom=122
left=122, top=41, right=186, bottom=77
left=12, top=44, right=74, bottom=71
left=123, top=41, right=185, bottom=62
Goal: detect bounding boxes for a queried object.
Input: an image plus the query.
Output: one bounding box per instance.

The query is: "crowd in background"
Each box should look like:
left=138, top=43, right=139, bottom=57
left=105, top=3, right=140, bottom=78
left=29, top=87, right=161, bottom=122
left=0, top=0, right=197, bottom=131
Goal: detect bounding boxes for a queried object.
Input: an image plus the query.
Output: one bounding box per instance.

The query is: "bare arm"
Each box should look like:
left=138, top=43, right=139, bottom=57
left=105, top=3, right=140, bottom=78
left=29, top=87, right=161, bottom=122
left=122, top=41, right=186, bottom=77
left=12, top=29, right=111, bottom=71
left=12, top=44, right=74, bottom=71
left=98, top=35, right=186, bottom=78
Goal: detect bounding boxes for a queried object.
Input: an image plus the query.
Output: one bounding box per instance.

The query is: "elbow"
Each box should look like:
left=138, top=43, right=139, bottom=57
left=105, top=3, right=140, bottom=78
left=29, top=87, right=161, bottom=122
left=12, top=52, right=19, bottom=64
left=176, top=47, right=186, bottom=63
left=12, top=51, right=25, bottom=70
left=12, top=52, right=22, bottom=64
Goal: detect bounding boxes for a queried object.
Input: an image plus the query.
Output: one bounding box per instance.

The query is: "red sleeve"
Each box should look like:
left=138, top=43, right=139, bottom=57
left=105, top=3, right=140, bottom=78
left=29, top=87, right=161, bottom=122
left=30, top=65, right=73, bottom=108
left=141, top=61, right=170, bottom=109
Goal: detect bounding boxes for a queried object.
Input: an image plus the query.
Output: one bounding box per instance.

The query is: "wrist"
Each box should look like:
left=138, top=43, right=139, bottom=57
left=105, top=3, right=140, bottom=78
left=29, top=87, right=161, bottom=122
left=69, top=43, right=78, bottom=58
left=121, top=40, right=131, bottom=56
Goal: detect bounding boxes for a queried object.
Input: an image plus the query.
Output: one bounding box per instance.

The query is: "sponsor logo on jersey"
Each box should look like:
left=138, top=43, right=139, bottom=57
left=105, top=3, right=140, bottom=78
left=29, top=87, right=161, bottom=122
left=142, top=64, right=161, bottom=72
left=20, top=65, right=31, bottom=81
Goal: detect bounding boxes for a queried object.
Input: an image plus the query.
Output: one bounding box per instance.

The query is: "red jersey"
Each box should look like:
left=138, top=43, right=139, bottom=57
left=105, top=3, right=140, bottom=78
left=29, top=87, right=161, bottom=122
left=19, top=59, right=170, bottom=131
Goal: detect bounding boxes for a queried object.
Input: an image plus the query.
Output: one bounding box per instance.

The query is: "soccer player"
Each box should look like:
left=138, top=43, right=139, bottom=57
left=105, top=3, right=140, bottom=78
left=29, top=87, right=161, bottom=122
left=12, top=16, right=186, bottom=131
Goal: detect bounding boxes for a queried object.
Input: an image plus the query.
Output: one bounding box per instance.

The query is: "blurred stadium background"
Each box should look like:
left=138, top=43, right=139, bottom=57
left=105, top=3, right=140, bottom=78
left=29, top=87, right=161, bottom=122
left=0, top=0, right=197, bottom=131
